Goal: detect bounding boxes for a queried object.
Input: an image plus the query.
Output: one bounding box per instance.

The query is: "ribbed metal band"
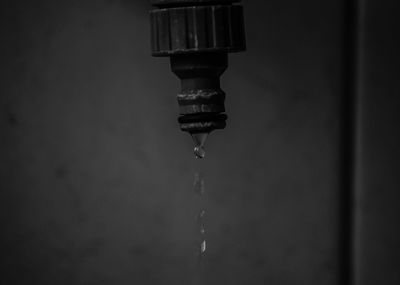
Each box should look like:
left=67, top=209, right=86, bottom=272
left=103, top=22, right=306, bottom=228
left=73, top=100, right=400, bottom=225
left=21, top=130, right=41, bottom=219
left=150, top=5, right=246, bottom=56
left=177, top=89, right=225, bottom=114
left=178, top=113, right=227, bottom=133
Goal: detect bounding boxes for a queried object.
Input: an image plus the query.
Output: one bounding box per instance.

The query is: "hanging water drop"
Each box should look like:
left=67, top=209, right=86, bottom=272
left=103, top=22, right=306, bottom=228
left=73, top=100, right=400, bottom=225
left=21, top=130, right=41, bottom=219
left=192, top=133, right=208, bottom=159
left=194, top=146, right=205, bottom=159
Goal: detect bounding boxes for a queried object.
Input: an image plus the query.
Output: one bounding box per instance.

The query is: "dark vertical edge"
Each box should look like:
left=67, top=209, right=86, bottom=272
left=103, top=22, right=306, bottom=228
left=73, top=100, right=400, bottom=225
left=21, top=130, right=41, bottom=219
left=195, top=7, right=207, bottom=49
left=150, top=11, right=159, bottom=53
left=227, top=4, right=233, bottom=47
left=169, top=8, right=187, bottom=50
left=205, top=6, right=215, bottom=48
left=238, top=5, right=246, bottom=50
left=186, top=7, right=208, bottom=50
left=186, top=7, right=196, bottom=49
left=351, top=0, right=365, bottom=284
left=213, top=6, right=228, bottom=47
left=156, top=9, right=171, bottom=52
left=184, top=9, right=190, bottom=49
left=339, top=0, right=361, bottom=284
left=230, top=5, right=245, bottom=50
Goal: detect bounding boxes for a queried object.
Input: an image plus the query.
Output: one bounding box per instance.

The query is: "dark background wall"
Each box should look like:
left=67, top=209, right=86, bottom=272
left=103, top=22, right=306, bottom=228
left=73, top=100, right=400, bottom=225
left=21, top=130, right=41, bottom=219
left=353, top=1, right=400, bottom=285
left=0, top=0, right=398, bottom=285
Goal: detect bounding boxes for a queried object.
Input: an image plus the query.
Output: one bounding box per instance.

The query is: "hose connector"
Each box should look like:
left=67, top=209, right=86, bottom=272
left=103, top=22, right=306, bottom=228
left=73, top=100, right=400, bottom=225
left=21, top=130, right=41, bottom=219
left=150, top=0, right=246, bottom=134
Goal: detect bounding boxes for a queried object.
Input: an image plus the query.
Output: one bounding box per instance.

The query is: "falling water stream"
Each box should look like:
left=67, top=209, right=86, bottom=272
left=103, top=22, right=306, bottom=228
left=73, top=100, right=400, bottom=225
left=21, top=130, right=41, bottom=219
left=191, top=133, right=208, bottom=284
left=193, top=171, right=206, bottom=285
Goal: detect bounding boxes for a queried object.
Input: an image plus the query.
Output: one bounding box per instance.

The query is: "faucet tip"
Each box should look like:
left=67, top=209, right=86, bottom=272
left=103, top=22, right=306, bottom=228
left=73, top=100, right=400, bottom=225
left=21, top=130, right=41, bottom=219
left=192, top=132, right=208, bottom=148
left=192, top=132, right=208, bottom=159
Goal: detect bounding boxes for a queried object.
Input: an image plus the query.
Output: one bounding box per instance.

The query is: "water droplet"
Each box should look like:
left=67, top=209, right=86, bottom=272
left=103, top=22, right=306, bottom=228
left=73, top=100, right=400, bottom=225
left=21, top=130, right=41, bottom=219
left=200, top=240, right=206, bottom=253
left=192, top=133, right=208, bottom=159
left=194, top=146, right=205, bottom=159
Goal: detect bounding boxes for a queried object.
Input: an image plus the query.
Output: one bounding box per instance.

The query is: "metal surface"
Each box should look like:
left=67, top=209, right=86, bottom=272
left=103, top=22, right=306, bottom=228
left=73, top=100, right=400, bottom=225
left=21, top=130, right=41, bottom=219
left=150, top=0, right=245, bottom=134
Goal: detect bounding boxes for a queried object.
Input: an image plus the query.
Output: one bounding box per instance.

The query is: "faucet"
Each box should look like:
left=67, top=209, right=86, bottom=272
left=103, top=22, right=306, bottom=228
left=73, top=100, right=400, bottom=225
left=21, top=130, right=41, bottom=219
left=150, top=0, right=246, bottom=139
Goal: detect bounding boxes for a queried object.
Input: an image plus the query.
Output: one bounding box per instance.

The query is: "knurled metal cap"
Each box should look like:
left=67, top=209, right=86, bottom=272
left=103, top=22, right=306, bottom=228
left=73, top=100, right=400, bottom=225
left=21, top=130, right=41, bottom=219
left=150, top=4, right=246, bottom=56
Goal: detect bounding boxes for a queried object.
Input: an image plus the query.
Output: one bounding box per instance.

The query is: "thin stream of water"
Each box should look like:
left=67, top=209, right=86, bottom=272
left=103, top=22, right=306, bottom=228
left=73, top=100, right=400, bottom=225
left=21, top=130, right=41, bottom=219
left=193, top=171, right=206, bottom=285
left=191, top=133, right=208, bottom=284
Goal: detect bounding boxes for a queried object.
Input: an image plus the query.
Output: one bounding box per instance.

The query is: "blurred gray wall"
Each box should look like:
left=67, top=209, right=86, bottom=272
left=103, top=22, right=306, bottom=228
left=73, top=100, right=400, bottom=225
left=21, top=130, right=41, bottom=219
left=1, top=0, right=399, bottom=285
left=353, top=1, right=400, bottom=285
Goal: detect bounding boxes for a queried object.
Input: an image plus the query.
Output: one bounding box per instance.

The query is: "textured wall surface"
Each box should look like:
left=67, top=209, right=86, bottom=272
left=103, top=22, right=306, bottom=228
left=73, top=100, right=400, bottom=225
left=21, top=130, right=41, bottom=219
left=1, top=0, right=345, bottom=284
